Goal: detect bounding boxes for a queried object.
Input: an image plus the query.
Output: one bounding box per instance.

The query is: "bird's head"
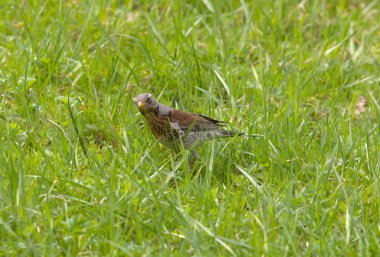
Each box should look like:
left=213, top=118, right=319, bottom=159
left=133, top=93, right=159, bottom=115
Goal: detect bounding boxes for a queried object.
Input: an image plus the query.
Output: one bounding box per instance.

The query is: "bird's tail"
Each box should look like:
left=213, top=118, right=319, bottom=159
left=218, top=130, right=247, bottom=138
left=218, top=130, right=264, bottom=139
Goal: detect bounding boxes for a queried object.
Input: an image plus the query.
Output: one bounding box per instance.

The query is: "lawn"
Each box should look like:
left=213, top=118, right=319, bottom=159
left=1, top=0, right=380, bottom=256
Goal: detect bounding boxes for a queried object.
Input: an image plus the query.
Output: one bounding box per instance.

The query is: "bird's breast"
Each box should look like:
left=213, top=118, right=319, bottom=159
left=144, top=114, right=180, bottom=144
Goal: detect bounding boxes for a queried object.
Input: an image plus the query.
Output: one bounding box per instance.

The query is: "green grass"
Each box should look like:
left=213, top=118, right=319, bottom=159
left=1, top=0, right=380, bottom=256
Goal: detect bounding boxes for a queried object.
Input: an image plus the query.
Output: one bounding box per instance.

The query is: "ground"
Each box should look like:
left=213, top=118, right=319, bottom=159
left=0, top=1, right=380, bottom=256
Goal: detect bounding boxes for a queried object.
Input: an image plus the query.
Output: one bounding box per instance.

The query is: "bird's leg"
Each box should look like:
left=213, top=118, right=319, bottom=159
left=189, top=149, right=198, bottom=167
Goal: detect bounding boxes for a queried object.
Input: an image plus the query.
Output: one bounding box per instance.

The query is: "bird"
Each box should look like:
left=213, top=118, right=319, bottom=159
left=133, top=93, right=245, bottom=159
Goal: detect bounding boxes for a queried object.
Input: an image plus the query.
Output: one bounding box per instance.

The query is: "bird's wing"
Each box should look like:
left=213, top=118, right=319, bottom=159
left=194, top=113, right=227, bottom=125
left=170, top=109, right=225, bottom=132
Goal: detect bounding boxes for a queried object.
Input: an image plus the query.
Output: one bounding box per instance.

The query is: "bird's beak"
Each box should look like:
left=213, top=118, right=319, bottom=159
left=137, top=101, right=145, bottom=108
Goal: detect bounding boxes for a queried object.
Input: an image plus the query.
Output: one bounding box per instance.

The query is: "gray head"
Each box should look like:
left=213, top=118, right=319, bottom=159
left=133, top=93, right=159, bottom=115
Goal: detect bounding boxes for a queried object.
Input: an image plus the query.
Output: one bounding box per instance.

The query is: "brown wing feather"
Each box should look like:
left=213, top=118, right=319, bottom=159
left=193, top=113, right=227, bottom=125
left=170, top=109, right=224, bottom=132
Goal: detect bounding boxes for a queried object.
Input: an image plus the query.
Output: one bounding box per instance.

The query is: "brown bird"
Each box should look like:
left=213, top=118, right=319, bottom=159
left=133, top=93, right=245, bottom=158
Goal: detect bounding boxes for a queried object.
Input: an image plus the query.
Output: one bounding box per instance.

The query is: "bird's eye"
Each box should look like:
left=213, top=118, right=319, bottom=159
left=147, top=95, right=151, bottom=103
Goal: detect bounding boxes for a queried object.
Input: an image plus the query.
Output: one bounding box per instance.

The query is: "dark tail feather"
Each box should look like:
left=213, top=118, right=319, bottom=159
left=219, top=130, right=263, bottom=139
left=219, top=130, right=247, bottom=137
